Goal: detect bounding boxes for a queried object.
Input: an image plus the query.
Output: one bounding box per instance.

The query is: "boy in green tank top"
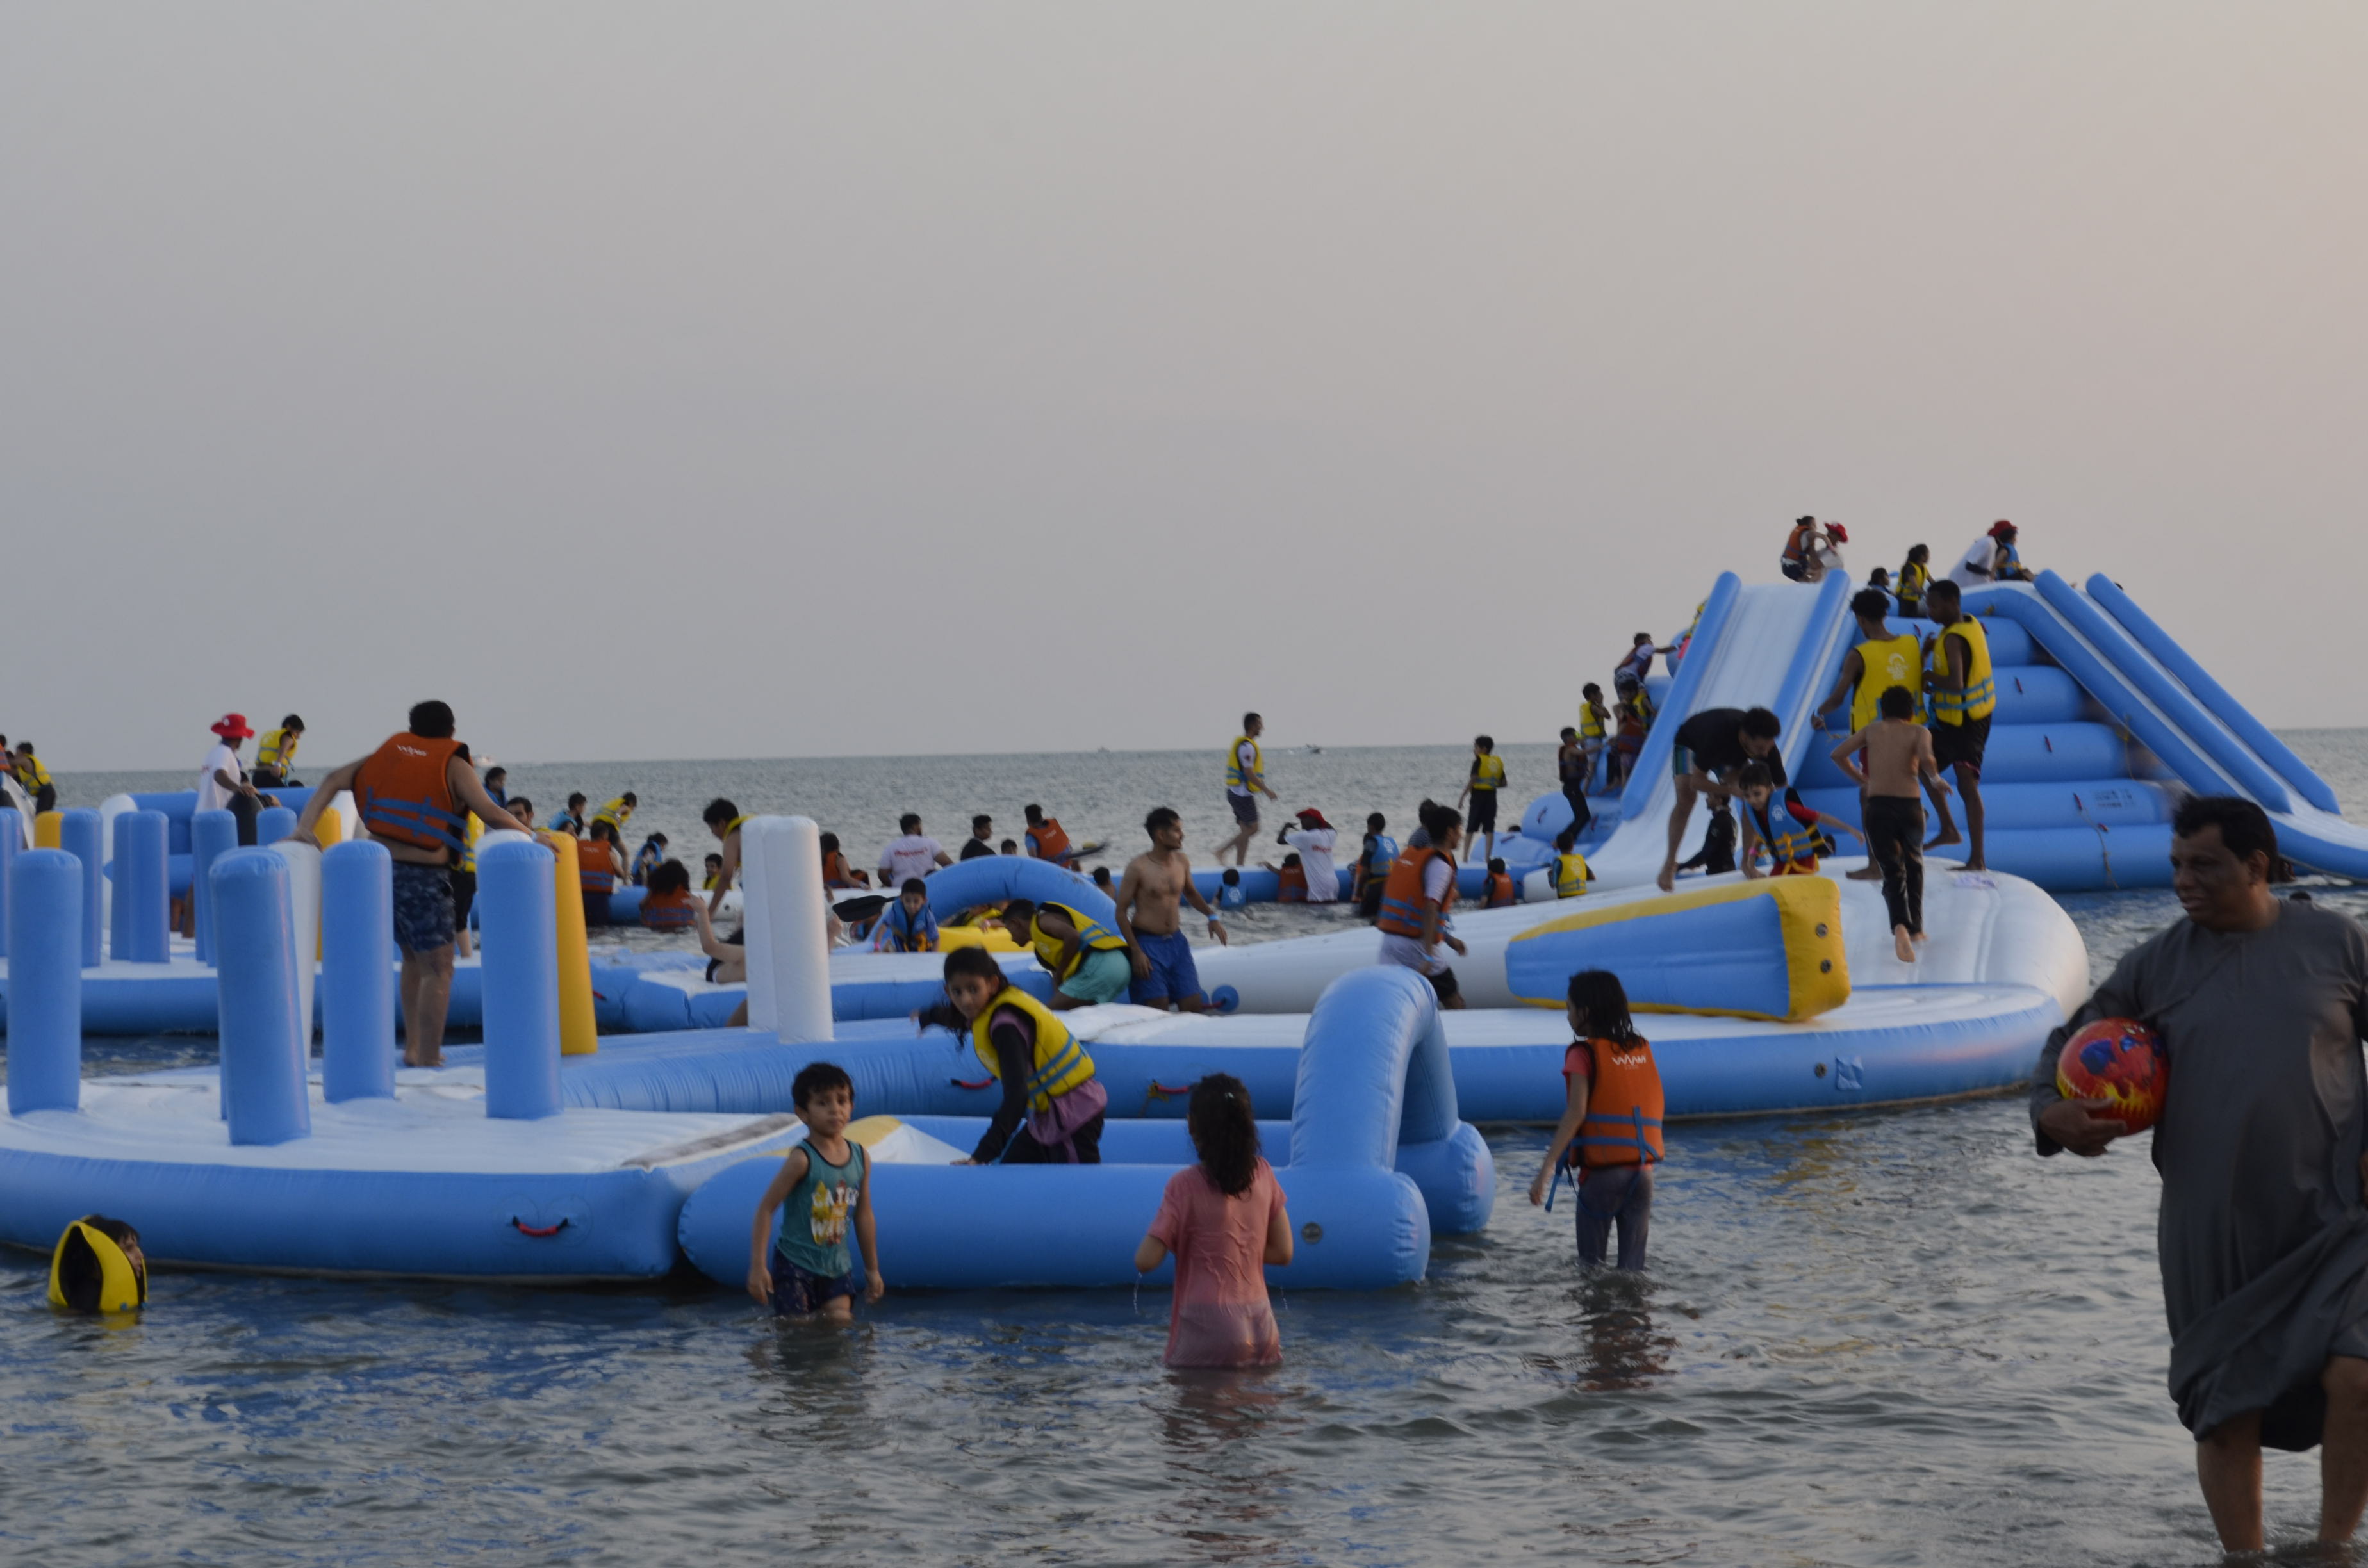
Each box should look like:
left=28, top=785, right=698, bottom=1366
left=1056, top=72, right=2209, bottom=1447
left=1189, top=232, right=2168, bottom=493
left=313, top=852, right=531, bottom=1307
left=748, top=1063, right=884, bottom=1320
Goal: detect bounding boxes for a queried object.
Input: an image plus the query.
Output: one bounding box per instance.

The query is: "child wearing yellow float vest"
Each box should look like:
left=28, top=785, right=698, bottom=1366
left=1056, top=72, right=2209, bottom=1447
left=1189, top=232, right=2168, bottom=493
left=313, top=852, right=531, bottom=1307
left=1813, top=586, right=1923, bottom=882
left=48, top=1214, right=147, bottom=1314
left=703, top=853, right=724, bottom=892
left=745, top=1062, right=884, bottom=1320
left=639, top=860, right=701, bottom=931
left=1456, top=735, right=1508, bottom=867
left=1552, top=825, right=1595, bottom=898
left=1918, top=577, right=1996, bottom=871
left=1831, top=683, right=1952, bottom=963
left=1579, top=685, right=1612, bottom=792
left=917, top=945, right=1109, bottom=1163
left=589, top=792, right=637, bottom=837
left=702, top=798, right=748, bottom=915
left=1481, top=858, right=1518, bottom=908
left=996, top=896, right=1133, bottom=1011
left=13, top=740, right=56, bottom=813
left=871, top=878, right=940, bottom=953
left=1895, top=544, right=1932, bottom=619
left=1733, top=761, right=1864, bottom=878
left=252, top=715, right=304, bottom=788
left=1527, top=969, right=1663, bottom=1271
left=1134, top=1074, right=1292, bottom=1369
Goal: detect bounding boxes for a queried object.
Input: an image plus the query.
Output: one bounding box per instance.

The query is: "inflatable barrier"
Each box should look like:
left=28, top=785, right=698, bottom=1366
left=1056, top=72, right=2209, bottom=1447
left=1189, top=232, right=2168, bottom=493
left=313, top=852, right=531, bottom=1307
left=1503, top=876, right=1848, bottom=1021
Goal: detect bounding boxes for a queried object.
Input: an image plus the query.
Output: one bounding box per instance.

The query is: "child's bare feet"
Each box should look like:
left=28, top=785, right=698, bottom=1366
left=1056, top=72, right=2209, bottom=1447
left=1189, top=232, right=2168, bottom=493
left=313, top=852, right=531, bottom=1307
left=1893, top=926, right=1917, bottom=963
left=1926, top=825, right=1962, bottom=849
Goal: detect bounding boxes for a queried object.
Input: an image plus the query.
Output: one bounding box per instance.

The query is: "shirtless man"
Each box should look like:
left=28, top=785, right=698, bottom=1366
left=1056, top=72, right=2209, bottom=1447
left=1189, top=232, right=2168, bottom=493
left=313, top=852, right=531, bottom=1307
left=1115, top=806, right=1228, bottom=1011
left=1829, top=685, right=1951, bottom=963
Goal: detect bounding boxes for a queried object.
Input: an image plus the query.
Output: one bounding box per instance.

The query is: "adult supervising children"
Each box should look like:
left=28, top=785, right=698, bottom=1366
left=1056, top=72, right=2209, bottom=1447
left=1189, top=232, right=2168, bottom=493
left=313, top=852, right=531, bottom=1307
left=1457, top=735, right=1508, bottom=867
left=1829, top=687, right=1948, bottom=963
left=1217, top=714, right=1278, bottom=868
left=1656, top=706, right=1783, bottom=893
left=1919, top=578, right=1995, bottom=870
left=1278, top=808, right=1339, bottom=904
left=1375, top=800, right=1468, bottom=1009
left=1117, top=806, right=1227, bottom=1012
left=1527, top=970, right=1663, bottom=1271
left=198, top=714, right=268, bottom=845
left=293, top=701, right=529, bottom=1068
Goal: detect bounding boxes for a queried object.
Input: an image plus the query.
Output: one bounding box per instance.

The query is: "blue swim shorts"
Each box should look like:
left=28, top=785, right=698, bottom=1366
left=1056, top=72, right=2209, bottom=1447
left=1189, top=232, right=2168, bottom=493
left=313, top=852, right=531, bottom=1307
left=769, top=1248, right=862, bottom=1316
left=391, top=860, right=457, bottom=955
left=1057, top=944, right=1134, bottom=1005
left=1128, top=927, right=1205, bottom=1008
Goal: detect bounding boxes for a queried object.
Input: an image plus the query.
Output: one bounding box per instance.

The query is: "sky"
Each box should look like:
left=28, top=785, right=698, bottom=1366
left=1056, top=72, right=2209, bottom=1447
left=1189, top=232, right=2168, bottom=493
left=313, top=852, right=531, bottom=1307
left=4, top=4, right=2363, bottom=771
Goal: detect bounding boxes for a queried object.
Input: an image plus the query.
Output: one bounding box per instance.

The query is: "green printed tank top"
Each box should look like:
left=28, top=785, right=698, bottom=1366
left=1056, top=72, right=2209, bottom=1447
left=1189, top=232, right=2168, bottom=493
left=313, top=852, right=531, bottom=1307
left=775, top=1138, right=867, bottom=1278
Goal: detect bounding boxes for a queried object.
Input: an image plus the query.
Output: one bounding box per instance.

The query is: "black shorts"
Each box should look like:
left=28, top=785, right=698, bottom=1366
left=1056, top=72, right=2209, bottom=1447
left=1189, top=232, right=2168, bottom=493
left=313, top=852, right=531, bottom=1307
left=1930, top=713, right=1992, bottom=774
left=1228, top=790, right=1260, bottom=827
left=1780, top=559, right=1811, bottom=583
left=448, top=869, right=477, bottom=926
left=1465, top=792, right=1498, bottom=833
left=1425, top=967, right=1461, bottom=1004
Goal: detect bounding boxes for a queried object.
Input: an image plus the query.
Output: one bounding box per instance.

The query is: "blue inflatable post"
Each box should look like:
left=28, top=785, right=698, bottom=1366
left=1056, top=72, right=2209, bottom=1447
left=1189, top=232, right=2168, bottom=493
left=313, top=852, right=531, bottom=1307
left=5, top=849, right=83, bottom=1115
left=58, top=808, right=103, bottom=969
left=115, top=810, right=171, bottom=963
left=191, top=808, right=238, bottom=965
left=320, top=840, right=397, bottom=1102
left=479, top=837, right=562, bottom=1120
left=213, top=849, right=312, bottom=1145
left=109, top=812, right=133, bottom=960
left=0, top=806, right=19, bottom=958
left=256, top=804, right=297, bottom=846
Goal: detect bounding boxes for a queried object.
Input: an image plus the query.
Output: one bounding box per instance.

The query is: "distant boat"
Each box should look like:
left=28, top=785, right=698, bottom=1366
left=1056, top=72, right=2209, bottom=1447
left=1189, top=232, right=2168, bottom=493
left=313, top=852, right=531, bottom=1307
left=1304, top=745, right=1323, bottom=755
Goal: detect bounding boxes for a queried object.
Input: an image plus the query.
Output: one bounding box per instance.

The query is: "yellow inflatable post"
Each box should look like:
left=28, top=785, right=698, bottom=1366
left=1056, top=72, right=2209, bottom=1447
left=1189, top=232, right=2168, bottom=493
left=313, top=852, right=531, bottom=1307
left=33, top=810, right=62, bottom=848
left=540, top=831, right=599, bottom=1056
left=313, top=806, right=343, bottom=847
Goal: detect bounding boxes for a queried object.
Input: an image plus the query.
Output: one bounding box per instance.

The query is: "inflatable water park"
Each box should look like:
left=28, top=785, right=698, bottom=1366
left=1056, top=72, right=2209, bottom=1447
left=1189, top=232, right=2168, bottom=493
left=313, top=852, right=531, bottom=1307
left=2, top=566, right=2357, bottom=1291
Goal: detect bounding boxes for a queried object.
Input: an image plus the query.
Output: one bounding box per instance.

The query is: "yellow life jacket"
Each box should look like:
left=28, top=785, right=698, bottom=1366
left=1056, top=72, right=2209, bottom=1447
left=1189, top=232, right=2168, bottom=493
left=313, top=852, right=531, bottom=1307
left=1580, top=705, right=1607, bottom=742
left=1225, top=735, right=1262, bottom=791
left=1555, top=852, right=1591, bottom=899
left=17, top=753, right=53, bottom=790
left=1028, top=901, right=1127, bottom=981
left=970, top=988, right=1098, bottom=1111
left=47, top=1221, right=145, bottom=1314
left=1927, top=618, right=1997, bottom=725
left=1896, top=560, right=1930, bottom=603
left=1851, top=632, right=1924, bottom=731
left=458, top=813, right=482, bottom=873
left=591, top=797, right=634, bottom=832
left=256, top=728, right=300, bottom=774
left=1472, top=753, right=1506, bottom=792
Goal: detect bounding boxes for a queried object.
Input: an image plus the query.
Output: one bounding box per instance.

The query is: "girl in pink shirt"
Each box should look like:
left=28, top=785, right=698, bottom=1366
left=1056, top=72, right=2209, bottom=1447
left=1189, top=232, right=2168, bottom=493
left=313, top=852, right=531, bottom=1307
left=1133, top=1074, right=1294, bottom=1369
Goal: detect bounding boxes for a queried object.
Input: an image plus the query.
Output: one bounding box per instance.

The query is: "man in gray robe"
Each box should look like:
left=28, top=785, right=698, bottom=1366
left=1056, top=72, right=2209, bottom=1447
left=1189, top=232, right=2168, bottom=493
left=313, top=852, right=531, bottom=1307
left=2034, top=796, right=2368, bottom=1553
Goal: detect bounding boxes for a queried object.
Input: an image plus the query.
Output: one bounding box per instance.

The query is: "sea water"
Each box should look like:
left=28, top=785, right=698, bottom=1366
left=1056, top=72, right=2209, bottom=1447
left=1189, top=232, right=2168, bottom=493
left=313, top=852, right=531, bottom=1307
left=6, top=734, right=2367, bottom=1566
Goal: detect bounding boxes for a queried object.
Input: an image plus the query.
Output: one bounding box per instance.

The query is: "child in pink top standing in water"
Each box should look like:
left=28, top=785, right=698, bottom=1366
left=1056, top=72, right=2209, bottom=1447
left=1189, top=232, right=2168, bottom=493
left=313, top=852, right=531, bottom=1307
left=1133, top=1075, right=1294, bottom=1368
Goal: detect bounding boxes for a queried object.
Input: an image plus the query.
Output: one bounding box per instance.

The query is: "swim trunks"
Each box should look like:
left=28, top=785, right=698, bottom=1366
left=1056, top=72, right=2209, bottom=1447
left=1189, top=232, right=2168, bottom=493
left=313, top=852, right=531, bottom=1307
left=391, top=861, right=457, bottom=954
left=1128, top=927, right=1205, bottom=1007
left=1055, top=944, right=1133, bottom=1006
left=768, top=1248, right=862, bottom=1316
left=1228, top=790, right=1260, bottom=827
left=1465, top=793, right=1498, bottom=833
left=1929, top=713, right=1991, bottom=774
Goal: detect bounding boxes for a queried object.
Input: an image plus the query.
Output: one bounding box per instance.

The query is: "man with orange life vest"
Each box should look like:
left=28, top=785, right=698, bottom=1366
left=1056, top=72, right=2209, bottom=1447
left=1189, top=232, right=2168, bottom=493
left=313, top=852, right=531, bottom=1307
left=818, top=831, right=870, bottom=890
left=1919, top=577, right=1997, bottom=870
left=916, top=945, right=1108, bottom=1163
left=997, top=896, right=1133, bottom=1009
left=292, top=701, right=529, bottom=1069
left=1528, top=969, right=1663, bottom=1270
left=1270, top=854, right=1308, bottom=902
left=1374, top=801, right=1469, bottom=1008
left=1022, top=804, right=1076, bottom=868
left=1813, top=586, right=1924, bottom=881
left=580, top=819, right=627, bottom=927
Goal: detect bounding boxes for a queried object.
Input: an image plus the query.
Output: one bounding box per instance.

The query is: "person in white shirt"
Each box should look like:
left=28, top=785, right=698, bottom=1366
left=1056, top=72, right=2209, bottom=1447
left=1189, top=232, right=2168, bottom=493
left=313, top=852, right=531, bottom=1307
left=196, top=712, right=267, bottom=845
left=1948, top=520, right=2032, bottom=588
left=877, top=812, right=952, bottom=886
left=1278, top=808, right=1340, bottom=904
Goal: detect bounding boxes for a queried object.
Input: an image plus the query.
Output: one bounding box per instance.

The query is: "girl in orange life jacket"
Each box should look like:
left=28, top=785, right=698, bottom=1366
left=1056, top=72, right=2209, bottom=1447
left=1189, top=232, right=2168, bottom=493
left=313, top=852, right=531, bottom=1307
left=638, top=859, right=701, bottom=931
left=819, top=831, right=870, bottom=890
left=1482, top=859, right=1518, bottom=908
left=1528, top=969, right=1663, bottom=1270
left=580, top=819, right=625, bottom=927
left=1375, top=801, right=1469, bottom=1008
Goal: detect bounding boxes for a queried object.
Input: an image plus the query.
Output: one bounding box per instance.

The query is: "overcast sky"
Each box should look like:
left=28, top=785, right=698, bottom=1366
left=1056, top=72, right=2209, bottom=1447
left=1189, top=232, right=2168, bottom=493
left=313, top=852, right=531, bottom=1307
left=4, top=4, right=2362, bottom=771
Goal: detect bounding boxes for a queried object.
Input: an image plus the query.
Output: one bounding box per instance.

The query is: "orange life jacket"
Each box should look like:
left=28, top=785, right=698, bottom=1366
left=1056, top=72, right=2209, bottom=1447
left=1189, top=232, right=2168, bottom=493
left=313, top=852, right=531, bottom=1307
left=1025, top=819, right=1074, bottom=865
left=1574, top=1036, right=1665, bottom=1168
left=639, top=888, right=698, bottom=929
left=354, top=733, right=468, bottom=858
left=1375, top=847, right=1457, bottom=938
left=821, top=850, right=867, bottom=888
left=1782, top=522, right=1813, bottom=564
left=1483, top=871, right=1516, bottom=908
left=1277, top=863, right=1308, bottom=902
left=580, top=840, right=619, bottom=895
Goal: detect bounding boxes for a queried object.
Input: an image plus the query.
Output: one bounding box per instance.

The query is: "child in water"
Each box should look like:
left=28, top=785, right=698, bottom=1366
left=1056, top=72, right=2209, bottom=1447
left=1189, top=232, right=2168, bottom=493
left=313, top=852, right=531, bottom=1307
left=746, top=1062, right=883, bottom=1320
left=1217, top=867, right=1248, bottom=911
left=1529, top=970, right=1662, bottom=1270
left=1483, top=858, right=1518, bottom=908
left=1133, top=1074, right=1293, bottom=1368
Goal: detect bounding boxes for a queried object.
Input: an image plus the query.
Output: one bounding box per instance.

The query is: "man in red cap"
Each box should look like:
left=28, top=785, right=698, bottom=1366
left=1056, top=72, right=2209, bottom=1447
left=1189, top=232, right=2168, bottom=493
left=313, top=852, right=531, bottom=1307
left=1277, top=807, right=1340, bottom=904
left=197, top=712, right=271, bottom=845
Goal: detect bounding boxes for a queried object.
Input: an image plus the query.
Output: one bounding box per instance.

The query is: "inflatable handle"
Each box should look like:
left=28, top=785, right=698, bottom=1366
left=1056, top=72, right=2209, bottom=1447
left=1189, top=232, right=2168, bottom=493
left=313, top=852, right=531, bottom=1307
left=1291, top=965, right=1463, bottom=1171
left=6, top=849, right=83, bottom=1115
left=1620, top=572, right=1743, bottom=820
left=950, top=1076, right=994, bottom=1091
left=921, top=856, right=1119, bottom=933
left=511, top=1218, right=571, bottom=1238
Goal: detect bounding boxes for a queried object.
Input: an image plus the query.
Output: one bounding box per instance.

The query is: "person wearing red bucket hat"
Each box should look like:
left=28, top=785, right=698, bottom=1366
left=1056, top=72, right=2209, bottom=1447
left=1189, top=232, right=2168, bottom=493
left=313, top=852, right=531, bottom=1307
left=1276, top=807, right=1339, bottom=903
left=1948, top=519, right=2034, bottom=588
left=197, top=712, right=270, bottom=845
left=1779, top=516, right=1845, bottom=584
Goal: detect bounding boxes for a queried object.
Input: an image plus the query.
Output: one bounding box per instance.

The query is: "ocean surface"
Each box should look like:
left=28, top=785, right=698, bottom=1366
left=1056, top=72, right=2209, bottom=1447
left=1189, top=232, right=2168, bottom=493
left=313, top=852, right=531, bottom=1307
left=6, top=733, right=2368, bottom=1566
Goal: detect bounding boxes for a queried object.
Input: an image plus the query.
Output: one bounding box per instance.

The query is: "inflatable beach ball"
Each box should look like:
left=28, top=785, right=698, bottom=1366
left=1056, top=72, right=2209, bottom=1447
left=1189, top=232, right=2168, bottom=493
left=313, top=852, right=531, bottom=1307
left=2055, top=1017, right=2168, bottom=1135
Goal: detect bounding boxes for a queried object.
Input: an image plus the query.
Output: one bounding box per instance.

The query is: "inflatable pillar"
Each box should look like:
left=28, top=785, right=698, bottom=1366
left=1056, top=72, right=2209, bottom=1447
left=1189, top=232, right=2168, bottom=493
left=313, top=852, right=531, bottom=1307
left=212, top=849, right=312, bottom=1146
left=6, top=849, right=83, bottom=1115
left=320, top=840, right=396, bottom=1102
left=741, top=821, right=778, bottom=1034
left=268, top=838, right=322, bottom=1043
left=755, top=816, right=834, bottom=1045
left=58, top=808, right=103, bottom=969
left=0, top=806, right=21, bottom=958
left=33, top=810, right=62, bottom=849
left=109, top=811, right=133, bottom=959
left=190, top=808, right=238, bottom=966
left=313, top=804, right=343, bottom=847
left=256, top=805, right=298, bottom=846
left=479, top=837, right=562, bottom=1120
left=113, top=810, right=171, bottom=963
left=538, top=832, right=598, bottom=1057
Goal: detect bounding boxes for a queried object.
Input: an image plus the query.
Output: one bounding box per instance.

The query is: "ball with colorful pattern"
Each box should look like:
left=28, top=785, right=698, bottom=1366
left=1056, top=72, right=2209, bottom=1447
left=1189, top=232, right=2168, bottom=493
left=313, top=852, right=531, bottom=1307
left=2055, top=1017, right=2167, bottom=1135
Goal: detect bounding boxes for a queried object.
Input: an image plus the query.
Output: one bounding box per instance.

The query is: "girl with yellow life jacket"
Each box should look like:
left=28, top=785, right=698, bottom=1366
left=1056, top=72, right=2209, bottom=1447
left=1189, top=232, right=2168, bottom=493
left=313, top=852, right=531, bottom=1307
left=1527, top=970, right=1663, bottom=1271
left=918, top=945, right=1108, bottom=1164
left=1552, top=825, right=1593, bottom=897
left=252, top=715, right=304, bottom=787
left=1375, top=801, right=1469, bottom=1009
left=1895, top=544, right=1932, bottom=619
left=998, top=897, right=1133, bottom=1009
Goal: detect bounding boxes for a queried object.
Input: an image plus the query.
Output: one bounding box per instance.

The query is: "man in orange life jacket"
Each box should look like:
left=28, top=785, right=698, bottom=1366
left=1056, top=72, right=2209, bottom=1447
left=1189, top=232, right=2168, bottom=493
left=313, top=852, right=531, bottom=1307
left=293, top=701, right=529, bottom=1069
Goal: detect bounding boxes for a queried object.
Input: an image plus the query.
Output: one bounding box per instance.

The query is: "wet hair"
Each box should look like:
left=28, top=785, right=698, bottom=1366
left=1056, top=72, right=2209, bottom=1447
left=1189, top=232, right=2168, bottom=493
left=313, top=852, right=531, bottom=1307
left=647, top=860, right=691, bottom=895
left=1736, top=760, right=1774, bottom=790
left=1242, top=712, right=1261, bottom=731
left=1367, top=812, right=1386, bottom=831
left=1851, top=587, right=1893, bottom=621
left=1187, top=1073, right=1260, bottom=1196
left=941, top=945, right=1005, bottom=988
left=1739, top=707, right=1782, bottom=740
left=1566, top=969, right=1640, bottom=1045
left=900, top=812, right=923, bottom=833
left=408, top=700, right=456, bottom=739
left=702, top=799, right=740, bottom=828
left=972, top=814, right=992, bottom=831
left=1145, top=806, right=1180, bottom=837
left=1554, top=825, right=1579, bottom=852
left=900, top=878, right=928, bottom=897
left=1488, top=857, right=1508, bottom=873
left=281, top=714, right=304, bottom=730
left=1927, top=577, right=1962, bottom=603
left=791, top=1061, right=853, bottom=1110
left=1475, top=735, right=1494, bottom=751
left=1001, top=898, right=1037, bottom=931
left=1221, top=867, right=1240, bottom=884
left=1024, top=804, right=1046, bottom=824
left=2173, top=795, right=2279, bottom=871
left=1418, top=800, right=1461, bottom=843
left=1879, top=685, right=1917, bottom=720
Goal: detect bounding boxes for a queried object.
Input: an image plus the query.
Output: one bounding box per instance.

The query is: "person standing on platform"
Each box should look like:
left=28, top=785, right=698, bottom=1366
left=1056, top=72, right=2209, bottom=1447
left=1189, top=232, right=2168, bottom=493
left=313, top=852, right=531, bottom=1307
left=197, top=714, right=268, bottom=845
left=1217, top=714, right=1278, bottom=869
left=1813, top=587, right=1923, bottom=881
left=1457, top=735, right=1508, bottom=869
left=1895, top=544, right=1932, bottom=619
left=1557, top=726, right=1594, bottom=838
left=1579, top=685, right=1613, bottom=792
left=1920, top=578, right=1996, bottom=870
left=252, top=716, right=304, bottom=788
